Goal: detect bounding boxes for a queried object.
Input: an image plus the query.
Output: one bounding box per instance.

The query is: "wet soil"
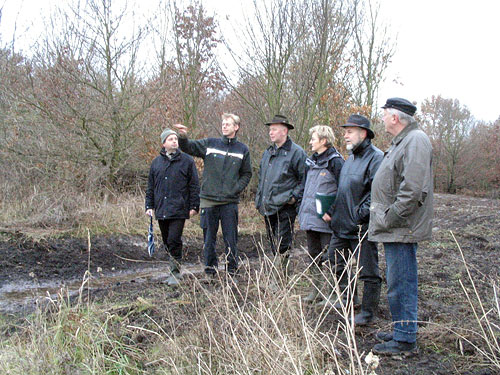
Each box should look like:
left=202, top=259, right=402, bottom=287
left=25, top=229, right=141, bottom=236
left=1, top=193, right=499, bottom=374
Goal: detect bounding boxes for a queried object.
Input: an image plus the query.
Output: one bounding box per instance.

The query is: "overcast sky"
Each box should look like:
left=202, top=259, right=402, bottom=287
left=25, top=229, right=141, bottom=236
left=2, top=0, right=499, bottom=122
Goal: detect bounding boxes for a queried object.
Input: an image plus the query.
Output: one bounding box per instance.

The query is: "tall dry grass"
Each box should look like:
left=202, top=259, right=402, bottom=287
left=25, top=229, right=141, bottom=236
left=0, top=245, right=380, bottom=375
left=450, top=232, right=500, bottom=370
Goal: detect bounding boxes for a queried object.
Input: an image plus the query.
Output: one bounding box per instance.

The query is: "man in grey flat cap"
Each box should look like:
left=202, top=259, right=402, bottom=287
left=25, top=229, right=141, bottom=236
left=146, top=128, right=200, bottom=286
left=369, top=98, right=433, bottom=355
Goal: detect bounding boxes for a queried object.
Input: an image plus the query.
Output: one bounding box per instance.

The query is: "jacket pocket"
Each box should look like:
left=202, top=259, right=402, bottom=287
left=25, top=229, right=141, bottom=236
left=370, top=202, right=388, bottom=235
left=385, top=206, right=409, bottom=229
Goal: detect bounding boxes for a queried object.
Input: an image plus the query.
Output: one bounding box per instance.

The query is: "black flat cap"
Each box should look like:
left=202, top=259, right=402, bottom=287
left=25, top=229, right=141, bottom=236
left=341, top=114, right=375, bottom=139
left=381, top=97, right=417, bottom=116
left=265, top=114, right=294, bottom=130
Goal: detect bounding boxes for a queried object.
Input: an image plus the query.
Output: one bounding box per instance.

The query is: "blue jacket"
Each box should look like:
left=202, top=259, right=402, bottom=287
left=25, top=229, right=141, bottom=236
left=178, top=135, right=252, bottom=203
left=145, top=149, right=200, bottom=220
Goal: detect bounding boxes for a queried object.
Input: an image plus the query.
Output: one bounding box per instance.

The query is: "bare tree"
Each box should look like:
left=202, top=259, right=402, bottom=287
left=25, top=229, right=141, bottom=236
left=421, top=95, right=474, bottom=193
left=352, top=0, right=395, bottom=115
left=223, top=0, right=357, bottom=146
left=171, top=1, right=222, bottom=132
left=7, top=0, right=155, bottom=188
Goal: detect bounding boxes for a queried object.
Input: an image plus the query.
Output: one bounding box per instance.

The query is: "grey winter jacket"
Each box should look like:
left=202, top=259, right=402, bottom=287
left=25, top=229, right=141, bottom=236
left=255, top=137, right=307, bottom=216
left=368, top=121, right=434, bottom=243
left=298, top=147, right=343, bottom=233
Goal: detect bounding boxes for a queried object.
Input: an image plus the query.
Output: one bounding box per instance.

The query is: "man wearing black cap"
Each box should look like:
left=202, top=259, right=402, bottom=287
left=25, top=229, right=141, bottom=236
left=318, top=115, right=383, bottom=327
left=369, top=98, right=433, bottom=355
left=255, top=115, right=307, bottom=276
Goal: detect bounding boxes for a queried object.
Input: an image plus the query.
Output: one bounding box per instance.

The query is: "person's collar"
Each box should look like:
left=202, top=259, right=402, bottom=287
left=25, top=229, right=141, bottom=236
left=351, top=138, right=371, bottom=155
left=161, top=148, right=180, bottom=158
left=275, top=136, right=292, bottom=151
left=392, top=121, right=418, bottom=146
left=223, top=135, right=238, bottom=144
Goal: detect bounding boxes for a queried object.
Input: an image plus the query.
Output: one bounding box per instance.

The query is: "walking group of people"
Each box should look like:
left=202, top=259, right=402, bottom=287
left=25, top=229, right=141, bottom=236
left=145, top=97, right=434, bottom=356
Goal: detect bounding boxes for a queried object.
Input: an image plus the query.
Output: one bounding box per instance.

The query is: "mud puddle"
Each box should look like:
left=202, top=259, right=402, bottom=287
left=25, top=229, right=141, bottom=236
left=0, top=262, right=216, bottom=314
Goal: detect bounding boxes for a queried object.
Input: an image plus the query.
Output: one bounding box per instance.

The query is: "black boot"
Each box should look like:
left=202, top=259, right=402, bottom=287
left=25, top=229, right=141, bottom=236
left=354, top=282, right=381, bottom=325
left=332, top=272, right=360, bottom=310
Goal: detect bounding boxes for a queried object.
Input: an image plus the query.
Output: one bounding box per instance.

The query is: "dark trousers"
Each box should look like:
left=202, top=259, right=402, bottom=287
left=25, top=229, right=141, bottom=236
left=157, top=219, right=185, bottom=261
left=264, top=204, right=297, bottom=255
left=327, top=233, right=381, bottom=286
left=200, top=203, right=238, bottom=275
left=306, top=230, right=331, bottom=266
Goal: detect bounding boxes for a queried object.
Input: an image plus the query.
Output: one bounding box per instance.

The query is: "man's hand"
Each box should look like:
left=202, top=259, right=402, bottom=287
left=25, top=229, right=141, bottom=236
left=146, top=209, right=154, bottom=217
left=189, top=209, right=198, bottom=218
left=322, top=213, right=331, bottom=222
left=173, top=124, right=188, bottom=135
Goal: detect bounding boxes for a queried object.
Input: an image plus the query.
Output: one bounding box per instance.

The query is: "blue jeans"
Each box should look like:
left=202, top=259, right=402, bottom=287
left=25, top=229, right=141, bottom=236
left=384, top=242, right=418, bottom=343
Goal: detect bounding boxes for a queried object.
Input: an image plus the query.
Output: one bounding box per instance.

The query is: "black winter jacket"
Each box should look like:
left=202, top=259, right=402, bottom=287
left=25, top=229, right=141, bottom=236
left=145, top=149, right=200, bottom=220
left=328, top=139, right=383, bottom=239
left=178, top=135, right=252, bottom=203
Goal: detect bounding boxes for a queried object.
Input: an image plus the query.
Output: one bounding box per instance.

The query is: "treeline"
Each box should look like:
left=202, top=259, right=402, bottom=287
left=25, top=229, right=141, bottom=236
left=0, top=0, right=498, bottom=227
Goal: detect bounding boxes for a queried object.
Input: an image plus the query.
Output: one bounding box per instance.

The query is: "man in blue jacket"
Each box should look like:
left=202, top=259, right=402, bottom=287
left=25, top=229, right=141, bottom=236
left=174, top=114, right=252, bottom=277
left=146, top=128, right=200, bottom=286
left=321, top=115, right=383, bottom=326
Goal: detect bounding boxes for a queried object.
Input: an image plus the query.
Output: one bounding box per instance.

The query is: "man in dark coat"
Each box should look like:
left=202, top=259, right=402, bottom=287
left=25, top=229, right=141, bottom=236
left=146, top=128, right=200, bottom=286
left=174, top=113, right=252, bottom=277
left=321, top=115, right=383, bottom=326
left=255, top=115, right=307, bottom=275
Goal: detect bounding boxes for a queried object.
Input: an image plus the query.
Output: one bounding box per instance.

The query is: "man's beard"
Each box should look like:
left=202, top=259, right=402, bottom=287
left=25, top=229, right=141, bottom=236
left=346, top=143, right=354, bottom=151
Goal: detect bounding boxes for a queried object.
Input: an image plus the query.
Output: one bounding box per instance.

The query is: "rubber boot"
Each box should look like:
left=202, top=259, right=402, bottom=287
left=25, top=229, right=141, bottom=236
left=268, top=253, right=287, bottom=291
left=354, top=282, right=381, bottom=325
left=281, top=253, right=290, bottom=280
left=303, top=263, right=323, bottom=303
left=334, top=285, right=361, bottom=309
left=165, top=259, right=182, bottom=286
left=316, top=273, right=344, bottom=309
left=273, top=253, right=290, bottom=280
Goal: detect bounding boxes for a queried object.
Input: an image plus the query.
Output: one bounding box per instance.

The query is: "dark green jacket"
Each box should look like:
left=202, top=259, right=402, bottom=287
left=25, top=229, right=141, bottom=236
left=178, top=135, right=252, bottom=203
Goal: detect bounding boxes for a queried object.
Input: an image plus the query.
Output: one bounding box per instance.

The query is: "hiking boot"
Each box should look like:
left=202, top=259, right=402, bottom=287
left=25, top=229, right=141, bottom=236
left=375, top=331, right=393, bottom=342
left=372, top=340, right=417, bottom=356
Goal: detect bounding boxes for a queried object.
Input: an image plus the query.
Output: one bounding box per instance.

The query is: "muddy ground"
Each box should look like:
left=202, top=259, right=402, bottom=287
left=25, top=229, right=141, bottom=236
left=0, top=193, right=499, bottom=374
